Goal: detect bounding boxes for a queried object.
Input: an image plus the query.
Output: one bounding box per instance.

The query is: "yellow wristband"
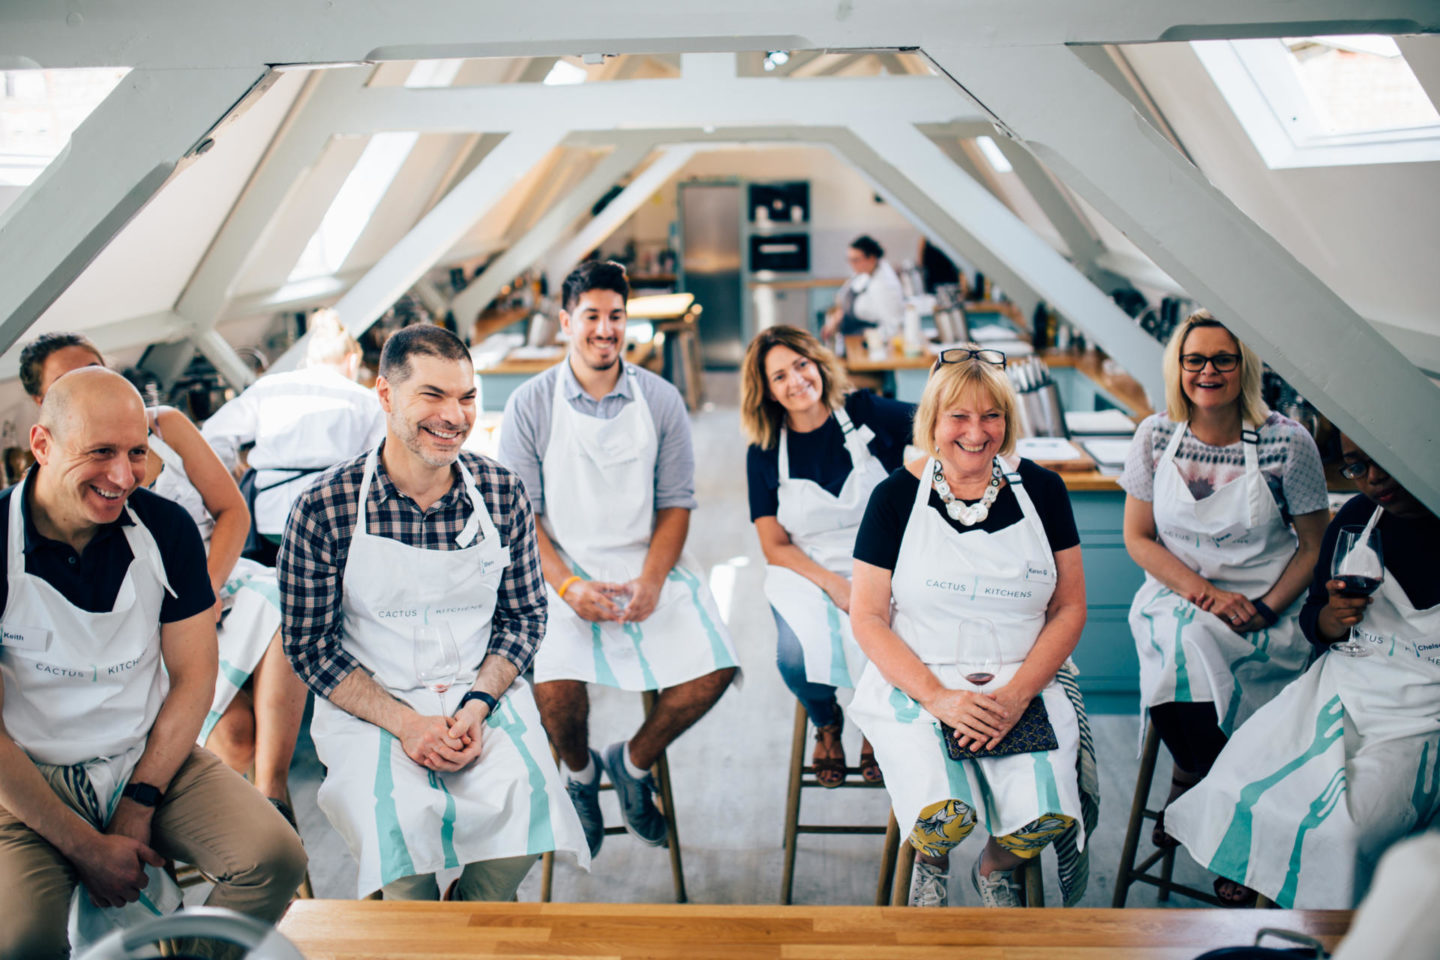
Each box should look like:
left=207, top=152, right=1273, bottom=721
left=557, top=575, right=582, bottom=599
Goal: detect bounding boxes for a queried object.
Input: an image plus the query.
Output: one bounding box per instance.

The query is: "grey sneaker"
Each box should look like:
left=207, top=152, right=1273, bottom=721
left=565, top=749, right=605, bottom=857
left=908, top=860, right=948, bottom=907
left=601, top=741, right=668, bottom=847
left=971, top=855, right=1024, bottom=908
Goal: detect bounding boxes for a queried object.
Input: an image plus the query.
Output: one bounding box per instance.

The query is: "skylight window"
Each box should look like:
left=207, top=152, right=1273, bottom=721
left=543, top=60, right=588, bottom=86
left=1192, top=36, right=1440, bottom=168
left=0, top=68, right=129, bottom=186
left=974, top=136, right=1013, bottom=173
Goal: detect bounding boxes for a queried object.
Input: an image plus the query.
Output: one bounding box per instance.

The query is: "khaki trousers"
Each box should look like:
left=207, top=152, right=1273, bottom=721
left=0, top=746, right=308, bottom=960
left=381, top=854, right=538, bottom=902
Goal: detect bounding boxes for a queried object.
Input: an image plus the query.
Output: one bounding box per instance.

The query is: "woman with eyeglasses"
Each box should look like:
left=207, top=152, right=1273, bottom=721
left=1119, top=310, right=1328, bottom=904
left=741, top=326, right=916, bottom=788
left=849, top=346, right=1091, bottom=908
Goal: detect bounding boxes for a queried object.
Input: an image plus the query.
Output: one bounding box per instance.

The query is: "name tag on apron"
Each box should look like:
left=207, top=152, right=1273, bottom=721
left=1, top=624, right=51, bottom=652
left=480, top=548, right=511, bottom=577
left=1023, top=563, right=1056, bottom=584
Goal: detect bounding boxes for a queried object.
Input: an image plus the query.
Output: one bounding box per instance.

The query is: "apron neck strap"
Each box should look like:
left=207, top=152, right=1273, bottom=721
left=1157, top=419, right=1189, bottom=472
left=355, top=445, right=492, bottom=548
left=1240, top=427, right=1260, bottom=477
left=121, top=505, right=178, bottom=599
left=147, top=429, right=187, bottom=478
left=779, top=406, right=866, bottom=484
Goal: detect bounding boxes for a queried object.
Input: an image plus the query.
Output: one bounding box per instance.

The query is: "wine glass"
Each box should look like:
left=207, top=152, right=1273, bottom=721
left=1329, top=525, right=1384, bottom=658
left=959, top=618, right=1001, bottom=692
left=414, top=623, right=461, bottom=713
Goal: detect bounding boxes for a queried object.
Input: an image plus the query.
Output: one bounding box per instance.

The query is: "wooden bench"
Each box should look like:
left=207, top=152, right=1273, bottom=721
left=278, top=901, right=1350, bottom=959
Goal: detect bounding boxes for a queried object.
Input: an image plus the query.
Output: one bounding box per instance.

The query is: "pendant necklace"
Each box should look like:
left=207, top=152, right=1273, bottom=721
left=932, top=458, right=1004, bottom=526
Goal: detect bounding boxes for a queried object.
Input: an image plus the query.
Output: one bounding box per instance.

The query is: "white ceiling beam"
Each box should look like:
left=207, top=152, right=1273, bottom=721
left=190, top=327, right=257, bottom=390
left=542, top=145, right=699, bottom=292
left=269, top=126, right=566, bottom=372
left=331, top=74, right=985, bottom=134
left=175, top=67, right=369, bottom=329
left=450, top=139, right=657, bottom=323
left=849, top=117, right=1166, bottom=402
left=0, top=66, right=267, bottom=359
left=931, top=42, right=1440, bottom=512
left=6, top=1, right=1435, bottom=70
left=0, top=311, right=190, bottom=382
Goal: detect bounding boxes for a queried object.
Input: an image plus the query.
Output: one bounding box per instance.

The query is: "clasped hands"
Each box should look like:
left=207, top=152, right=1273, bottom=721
left=1189, top=583, right=1266, bottom=633
left=397, top=700, right=489, bottom=773
left=925, top=684, right=1030, bottom=754
left=564, top=576, right=662, bottom=624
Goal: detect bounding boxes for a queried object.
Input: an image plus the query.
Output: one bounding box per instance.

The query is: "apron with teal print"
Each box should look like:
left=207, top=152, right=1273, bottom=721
left=0, top=472, right=183, bottom=939
left=1167, top=506, right=1440, bottom=908
left=533, top=366, right=740, bottom=690
left=146, top=427, right=283, bottom=746
left=1130, top=422, right=1311, bottom=743
left=311, top=448, right=589, bottom=896
left=762, top=407, right=886, bottom=688
left=849, top=458, right=1087, bottom=873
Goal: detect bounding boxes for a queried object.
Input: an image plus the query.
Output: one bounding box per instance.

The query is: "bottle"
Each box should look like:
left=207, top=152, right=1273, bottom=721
left=902, top=304, right=923, bottom=357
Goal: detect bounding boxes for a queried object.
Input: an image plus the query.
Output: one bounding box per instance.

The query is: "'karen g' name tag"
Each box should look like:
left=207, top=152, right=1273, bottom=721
left=1, top=624, right=51, bottom=652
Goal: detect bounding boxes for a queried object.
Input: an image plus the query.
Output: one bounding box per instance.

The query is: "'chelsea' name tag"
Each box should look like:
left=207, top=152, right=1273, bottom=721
left=1, top=625, right=51, bottom=652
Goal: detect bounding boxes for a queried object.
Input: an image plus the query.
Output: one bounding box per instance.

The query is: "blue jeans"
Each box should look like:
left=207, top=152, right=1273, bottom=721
left=773, top=606, right=840, bottom=728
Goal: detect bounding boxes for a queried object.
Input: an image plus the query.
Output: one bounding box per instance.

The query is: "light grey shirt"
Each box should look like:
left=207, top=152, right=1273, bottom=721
left=497, top=359, right=697, bottom=516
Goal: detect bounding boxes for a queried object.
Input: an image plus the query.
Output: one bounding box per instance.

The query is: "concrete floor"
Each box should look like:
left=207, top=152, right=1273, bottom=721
left=258, top=372, right=1225, bottom=908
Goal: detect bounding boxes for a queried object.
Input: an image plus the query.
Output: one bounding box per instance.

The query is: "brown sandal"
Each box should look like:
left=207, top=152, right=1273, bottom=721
left=859, top=738, right=883, bottom=784
left=1152, top=775, right=1193, bottom=848
left=813, top=708, right=846, bottom=789
left=1213, top=876, right=1258, bottom=907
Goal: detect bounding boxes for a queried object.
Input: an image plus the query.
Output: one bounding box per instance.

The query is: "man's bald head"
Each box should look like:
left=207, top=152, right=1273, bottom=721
left=38, top=366, right=146, bottom=439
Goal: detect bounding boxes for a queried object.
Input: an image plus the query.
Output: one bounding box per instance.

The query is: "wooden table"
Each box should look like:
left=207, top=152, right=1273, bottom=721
left=278, top=902, right=1350, bottom=959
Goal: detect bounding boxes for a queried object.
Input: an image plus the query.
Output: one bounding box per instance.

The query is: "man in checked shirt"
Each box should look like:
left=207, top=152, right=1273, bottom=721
left=279, top=325, right=588, bottom=901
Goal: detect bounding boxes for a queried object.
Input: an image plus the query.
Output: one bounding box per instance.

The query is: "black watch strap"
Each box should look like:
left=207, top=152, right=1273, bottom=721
left=121, top=782, right=164, bottom=808
left=459, top=690, right=499, bottom=715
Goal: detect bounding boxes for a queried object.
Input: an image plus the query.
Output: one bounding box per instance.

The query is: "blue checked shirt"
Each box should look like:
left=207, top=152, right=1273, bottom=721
left=278, top=445, right=546, bottom=699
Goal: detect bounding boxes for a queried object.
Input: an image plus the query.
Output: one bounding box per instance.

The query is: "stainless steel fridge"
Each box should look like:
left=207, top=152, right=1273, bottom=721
left=678, top=182, right=743, bottom=367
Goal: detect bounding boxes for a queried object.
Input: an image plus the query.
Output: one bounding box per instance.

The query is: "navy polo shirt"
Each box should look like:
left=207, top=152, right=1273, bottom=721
left=0, top=474, right=215, bottom=623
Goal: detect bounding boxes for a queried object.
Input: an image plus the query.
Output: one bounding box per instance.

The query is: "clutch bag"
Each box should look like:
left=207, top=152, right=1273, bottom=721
left=940, top=696, right=1058, bottom=761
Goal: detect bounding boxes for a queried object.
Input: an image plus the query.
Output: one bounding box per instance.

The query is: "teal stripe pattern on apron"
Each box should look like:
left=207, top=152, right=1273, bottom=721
left=427, top=770, right=461, bottom=870
left=488, top=698, right=555, bottom=856
left=374, top=730, right=418, bottom=886
left=667, top=566, right=737, bottom=670
left=825, top=601, right=849, bottom=688
left=1052, top=663, right=1100, bottom=907
left=570, top=562, right=621, bottom=687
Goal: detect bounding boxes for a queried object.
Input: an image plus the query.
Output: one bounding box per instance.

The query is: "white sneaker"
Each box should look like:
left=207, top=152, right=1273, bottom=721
left=908, top=860, right=948, bottom=907
left=971, top=856, right=1024, bottom=908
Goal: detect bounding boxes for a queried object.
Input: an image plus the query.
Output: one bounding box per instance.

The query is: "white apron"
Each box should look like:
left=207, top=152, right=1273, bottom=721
left=146, top=428, right=283, bottom=747
left=533, top=366, right=740, bottom=690
left=762, top=408, right=885, bottom=688
left=849, top=458, right=1085, bottom=850
left=1168, top=505, right=1440, bottom=909
left=0, top=473, right=183, bottom=937
left=310, top=448, right=589, bottom=896
left=1130, top=423, right=1310, bottom=739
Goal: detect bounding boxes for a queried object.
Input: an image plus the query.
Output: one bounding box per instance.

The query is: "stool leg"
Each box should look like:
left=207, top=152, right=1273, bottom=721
left=875, top=811, right=900, bottom=906
left=781, top=703, right=808, bottom=904
left=539, top=850, right=554, bottom=902
left=1158, top=846, right=1176, bottom=903
left=1021, top=856, right=1045, bottom=908
left=1255, top=893, right=1276, bottom=909
left=1112, top=723, right=1163, bottom=908
left=890, top=839, right=917, bottom=907
left=654, top=749, right=686, bottom=903
left=282, top=786, right=315, bottom=900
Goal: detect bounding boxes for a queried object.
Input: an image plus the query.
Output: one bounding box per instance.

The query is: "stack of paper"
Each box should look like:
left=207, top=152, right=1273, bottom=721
left=1066, top=410, right=1137, bottom=435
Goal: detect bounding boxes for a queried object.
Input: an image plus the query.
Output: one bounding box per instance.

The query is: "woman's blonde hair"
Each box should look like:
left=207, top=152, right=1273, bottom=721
left=304, top=308, right=362, bottom=368
left=740, top=325, right=852, bottom=449
left=912, top=346, right=1019, bottom=458
left=1162, top=310, right=1269, bottom=427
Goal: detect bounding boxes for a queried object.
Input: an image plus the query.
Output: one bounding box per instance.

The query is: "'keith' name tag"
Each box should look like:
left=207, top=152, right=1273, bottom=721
left=1, top=625, right=51, bottom=652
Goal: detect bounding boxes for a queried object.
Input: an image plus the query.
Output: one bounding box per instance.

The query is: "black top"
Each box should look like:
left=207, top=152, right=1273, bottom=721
left=854, top=458, right=1081, bottom=570
left=747, top=390, right=915, bottom=521
left=0, top=476, right=214, bottom=623
left=1299, top=494, right=1440, bottom=651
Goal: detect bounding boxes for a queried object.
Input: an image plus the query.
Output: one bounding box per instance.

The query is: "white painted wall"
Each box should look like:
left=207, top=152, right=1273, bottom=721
left=605, top=145, right=926, bottom=278
left=1124, top=41, right=1440, bottom=341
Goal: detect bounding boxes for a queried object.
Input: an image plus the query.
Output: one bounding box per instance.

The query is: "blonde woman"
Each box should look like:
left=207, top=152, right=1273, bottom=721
left=741, top=326, right=915, bottom=787
left=1120, top=310, right=1327, bottom=903
left=850, top=347, right=1089, bottom=908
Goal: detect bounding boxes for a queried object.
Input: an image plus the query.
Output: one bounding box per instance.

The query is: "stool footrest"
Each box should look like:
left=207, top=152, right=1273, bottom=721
left=1130, top=872, right=1227, bottom=908
left=797, top=825, right=891, bottom=835
left=800, top=777, right=887, bottom=790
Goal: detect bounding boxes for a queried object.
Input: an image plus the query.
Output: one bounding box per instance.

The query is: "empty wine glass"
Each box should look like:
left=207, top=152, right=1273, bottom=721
left=414, top=623, right=461, bottom=713
left=1329, top=524, right=1384, bottom=659
left=959, top=618, right=1001, bottom=692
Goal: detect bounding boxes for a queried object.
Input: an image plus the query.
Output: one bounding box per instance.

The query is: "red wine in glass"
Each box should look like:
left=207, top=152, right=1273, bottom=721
left=964, top=671, right=995, bottom=685
left=958, top=618, right=1001, bottom=690
left=1330, top=523, right=1383, bottom=658
left=1336, top=575, right=1382, bottom=598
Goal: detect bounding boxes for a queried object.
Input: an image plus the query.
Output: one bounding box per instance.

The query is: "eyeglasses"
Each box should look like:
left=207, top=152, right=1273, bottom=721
left=1179, top=353, right=1240, bottom=373
left=937, top=347, right=1006, bottom=368
left=1340, top=458, right=1382, bottom=481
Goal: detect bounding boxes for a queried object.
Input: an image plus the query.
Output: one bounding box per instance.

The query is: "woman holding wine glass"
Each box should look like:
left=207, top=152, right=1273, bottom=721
left=849, top=347, right=1092, bottom=908
left=741, top=326, right=915, bottom=787
left=1119, top=310, right=1328, bottom=902
left=1167, top=435, right=1440, bottom=908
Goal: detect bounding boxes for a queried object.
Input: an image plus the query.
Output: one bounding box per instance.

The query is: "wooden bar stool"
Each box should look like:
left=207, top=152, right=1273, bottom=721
left=779, top=702, right=893, bottom=904
left=1113, top=724, right=1225, bottom=907
left=539, top=688, right=686, bottom=903
left=879, top=811, right=1046, bottom=907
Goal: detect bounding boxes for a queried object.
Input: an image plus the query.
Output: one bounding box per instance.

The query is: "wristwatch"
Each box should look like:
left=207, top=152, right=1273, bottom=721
left=121, top=782, right=164, bottom=808
left=458, top=690, right=499, bottom=715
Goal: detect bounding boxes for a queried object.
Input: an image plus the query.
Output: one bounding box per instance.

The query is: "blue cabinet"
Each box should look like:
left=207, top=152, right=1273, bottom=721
left=1069, top=489, right=1144, bottom=714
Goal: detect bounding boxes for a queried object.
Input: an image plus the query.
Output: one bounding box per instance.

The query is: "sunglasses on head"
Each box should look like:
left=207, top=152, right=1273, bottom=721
left=936, top=347, right=1006, bottom=368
